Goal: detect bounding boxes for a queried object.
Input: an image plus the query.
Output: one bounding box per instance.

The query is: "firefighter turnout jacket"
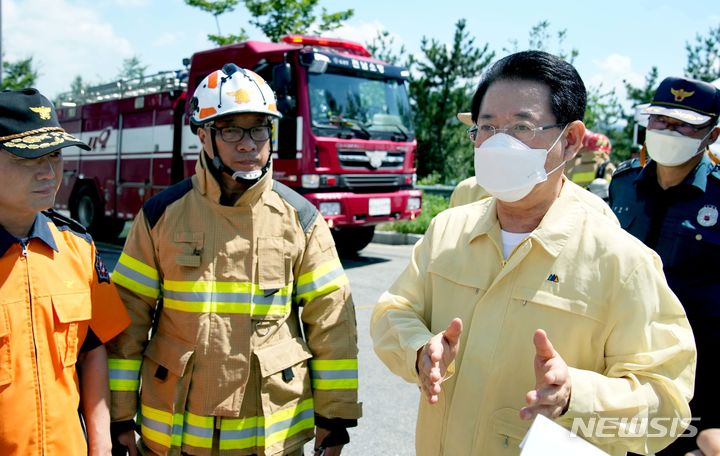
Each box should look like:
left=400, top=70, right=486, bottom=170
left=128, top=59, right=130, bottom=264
left=0, top=211, right=131, bottom=455
left=107, top=156, right=362, bottom=455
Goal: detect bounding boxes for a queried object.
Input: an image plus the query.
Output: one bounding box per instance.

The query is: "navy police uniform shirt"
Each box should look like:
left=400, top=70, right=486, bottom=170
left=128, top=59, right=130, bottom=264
left=609, top=153, right=720, bottom=440
left=609, top=154, right=720, bottom=322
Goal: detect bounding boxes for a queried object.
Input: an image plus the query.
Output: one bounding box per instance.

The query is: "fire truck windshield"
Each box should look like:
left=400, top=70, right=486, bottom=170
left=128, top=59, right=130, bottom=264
left=308, top=71, right=414, bottom=141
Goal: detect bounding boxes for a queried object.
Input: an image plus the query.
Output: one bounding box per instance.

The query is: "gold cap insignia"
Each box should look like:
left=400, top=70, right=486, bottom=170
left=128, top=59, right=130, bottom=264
left=670, top=88, right=694, bottom=102
left=30, top=106, right=52, bottom=120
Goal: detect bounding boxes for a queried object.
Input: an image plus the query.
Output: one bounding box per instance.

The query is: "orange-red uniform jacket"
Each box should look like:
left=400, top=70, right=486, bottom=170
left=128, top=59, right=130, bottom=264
left=107, top=158, right=362, bottom=456
left=0, top=210, right=131, bottom=455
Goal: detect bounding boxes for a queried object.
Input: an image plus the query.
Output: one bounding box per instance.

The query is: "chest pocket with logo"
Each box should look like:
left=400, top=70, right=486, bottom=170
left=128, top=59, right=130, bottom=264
left=667, top=222, right=720, bottom=271
left=52, top=292, right=92, bottom=367
left=0, top=304, right=11, bottom=386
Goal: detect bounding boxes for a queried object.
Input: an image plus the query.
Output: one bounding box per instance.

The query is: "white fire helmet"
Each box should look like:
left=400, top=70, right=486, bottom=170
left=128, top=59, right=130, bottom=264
left=189, top=64, right=281, bottom=132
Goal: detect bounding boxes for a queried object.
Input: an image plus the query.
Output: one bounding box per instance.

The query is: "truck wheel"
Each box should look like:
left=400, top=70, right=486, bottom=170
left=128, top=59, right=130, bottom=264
left=71, top=185, right=124, bottom=241
left=72, top=185, right=102, bottom=232
left=333, top=226, right=375, bottom=256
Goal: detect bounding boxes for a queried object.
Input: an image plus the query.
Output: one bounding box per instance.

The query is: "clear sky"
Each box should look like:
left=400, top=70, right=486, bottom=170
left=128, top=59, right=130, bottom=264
left=3, top=0, right=719, bottom=102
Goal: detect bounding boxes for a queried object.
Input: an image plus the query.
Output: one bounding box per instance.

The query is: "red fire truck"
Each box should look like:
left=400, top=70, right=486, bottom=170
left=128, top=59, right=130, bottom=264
left=55, top=35, right=421, bottom=253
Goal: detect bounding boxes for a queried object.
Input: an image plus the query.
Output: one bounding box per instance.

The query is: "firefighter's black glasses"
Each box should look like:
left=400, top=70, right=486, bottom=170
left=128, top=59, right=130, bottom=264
left=209, top=125, right=271, bottom=143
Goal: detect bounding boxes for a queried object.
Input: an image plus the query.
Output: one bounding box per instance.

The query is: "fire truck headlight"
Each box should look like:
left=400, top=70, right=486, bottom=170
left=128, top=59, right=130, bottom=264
left=319, top=202, right=341, bottom=216
left=407, top=197, right=421, bottom=211
left=302, top=174, right=320, bottom=189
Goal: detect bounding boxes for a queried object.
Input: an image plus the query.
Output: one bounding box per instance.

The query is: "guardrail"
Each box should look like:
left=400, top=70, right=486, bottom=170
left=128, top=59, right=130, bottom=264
left=414, top=184, right=455, bottom=198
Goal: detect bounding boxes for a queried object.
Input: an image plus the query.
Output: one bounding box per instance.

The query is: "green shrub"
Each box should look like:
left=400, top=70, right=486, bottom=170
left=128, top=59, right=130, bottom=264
left=380, top=193, right=449, bottom=235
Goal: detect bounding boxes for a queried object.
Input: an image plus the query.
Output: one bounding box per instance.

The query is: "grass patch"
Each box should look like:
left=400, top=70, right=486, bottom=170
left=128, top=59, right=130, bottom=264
left=380, top=193, right=449, bottom=235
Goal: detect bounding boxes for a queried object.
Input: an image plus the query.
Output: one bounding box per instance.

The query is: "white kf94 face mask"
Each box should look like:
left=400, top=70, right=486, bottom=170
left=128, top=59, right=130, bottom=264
left=474, top=130, right=566, bottom=203
left=645, top=129, right=708, bottom=167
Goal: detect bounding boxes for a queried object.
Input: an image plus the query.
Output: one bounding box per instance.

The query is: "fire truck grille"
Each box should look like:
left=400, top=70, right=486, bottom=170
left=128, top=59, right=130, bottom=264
left=340, top=174, right=404, bottom=190
left=337, top=150, right=405, bottom=170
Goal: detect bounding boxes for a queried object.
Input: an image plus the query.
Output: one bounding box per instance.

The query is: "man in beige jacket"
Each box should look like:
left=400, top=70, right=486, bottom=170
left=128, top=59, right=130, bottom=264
left=371, top=51, right=696, bottom=455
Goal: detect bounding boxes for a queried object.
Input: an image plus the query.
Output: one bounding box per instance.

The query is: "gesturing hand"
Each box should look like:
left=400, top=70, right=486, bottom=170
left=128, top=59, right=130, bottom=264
left=416, top=318, right=463, bottom=404
left=520, top=329, right=572, bottom=420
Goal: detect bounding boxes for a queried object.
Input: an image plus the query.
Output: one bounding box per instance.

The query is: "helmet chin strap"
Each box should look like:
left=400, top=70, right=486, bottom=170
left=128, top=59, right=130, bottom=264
left=208, top=126, right=270, bottom=185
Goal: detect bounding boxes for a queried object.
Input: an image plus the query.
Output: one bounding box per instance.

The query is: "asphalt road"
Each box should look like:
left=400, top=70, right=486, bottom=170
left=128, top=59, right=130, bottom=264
left=97, top=241, right=420, bottom=455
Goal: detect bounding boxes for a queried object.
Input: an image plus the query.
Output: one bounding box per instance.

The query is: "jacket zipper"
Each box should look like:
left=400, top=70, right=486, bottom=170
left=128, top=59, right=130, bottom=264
left=21, top=240, right=45, bottom=454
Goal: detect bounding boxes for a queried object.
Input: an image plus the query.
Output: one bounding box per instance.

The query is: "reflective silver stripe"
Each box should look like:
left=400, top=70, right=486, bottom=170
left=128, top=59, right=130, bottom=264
left=142, top=415, right=173, bottom=436
left=114, top=262, right=159, bottom=289
left=219, top=425, right=264, bottom=440
left=295, top=267, right=345, bottom=296
left=163, top=290, right=290, bottom=305
left=265, top=407, right=314, bottom=436
left=184, top=423, right=214, bottom=439
left=109, top=370, right=140, bottom=380
left=310, top=369, right=358, bottom=380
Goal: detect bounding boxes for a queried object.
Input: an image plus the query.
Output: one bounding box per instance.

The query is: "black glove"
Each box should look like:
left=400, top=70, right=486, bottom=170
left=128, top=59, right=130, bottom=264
left=110, top=420, right=138, bottom=456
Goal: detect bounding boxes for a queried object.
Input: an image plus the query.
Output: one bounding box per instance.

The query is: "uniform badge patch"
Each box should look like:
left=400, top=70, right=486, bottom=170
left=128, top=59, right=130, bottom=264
left=95, top=254, right=111, bottom=284
left=697, top=205, right=718, bottom=227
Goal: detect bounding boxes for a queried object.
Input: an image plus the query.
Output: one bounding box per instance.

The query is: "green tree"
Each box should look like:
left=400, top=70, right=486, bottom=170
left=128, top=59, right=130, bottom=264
left=55, top=75, right=89, bottom=105
left=243, top=0, right=353, bottom=42
left=615, top=67, right=660, bottom=161
left=409, top=19, right=494, bottom=182
left=504, top=20, right=579, bottom=64
left=118, top=55, right=149, bottom=80
left=584, top=85, right=631, bottom=162
left=184, top=0, right=248, bottom=46
left=1, top=57, right=38, bottom=90
left=685, top=24, right=720, bottom=82
left=365, top=30, right=406, bottom=66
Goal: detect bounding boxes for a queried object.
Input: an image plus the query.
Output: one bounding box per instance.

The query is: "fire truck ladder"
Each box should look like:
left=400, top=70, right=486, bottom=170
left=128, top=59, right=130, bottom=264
left=57, top=70, right=188, bottom=104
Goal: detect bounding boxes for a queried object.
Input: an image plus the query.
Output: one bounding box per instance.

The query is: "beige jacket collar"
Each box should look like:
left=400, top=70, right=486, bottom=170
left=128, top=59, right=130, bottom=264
left=193, top=153, right=283, bottom=211
left=468, top=177, right=585, bottom=258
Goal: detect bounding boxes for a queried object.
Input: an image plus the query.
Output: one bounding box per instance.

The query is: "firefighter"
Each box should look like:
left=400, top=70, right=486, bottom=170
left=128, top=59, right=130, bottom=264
left=107, top=64, right=361, bottom=456
left=609, top=76, right=720, bottom=456
left=0, top=88, right=131, bottom=455
left=371, top=51, right=695, bottom=455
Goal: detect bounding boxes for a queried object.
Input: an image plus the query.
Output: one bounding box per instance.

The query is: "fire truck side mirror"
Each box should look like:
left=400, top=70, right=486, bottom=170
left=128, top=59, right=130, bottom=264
left=277, top=95, right=295, bottom=115
left=273, top=63, right=292, bottom=95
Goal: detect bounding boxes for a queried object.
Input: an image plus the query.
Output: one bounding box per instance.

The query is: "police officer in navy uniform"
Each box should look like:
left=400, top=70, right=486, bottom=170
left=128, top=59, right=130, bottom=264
left=609, top=77, right=720, bottom=455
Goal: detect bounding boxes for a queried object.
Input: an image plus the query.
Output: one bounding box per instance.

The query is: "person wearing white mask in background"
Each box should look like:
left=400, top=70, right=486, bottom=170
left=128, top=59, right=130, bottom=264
left=609, top=76, right=720, bottom=456
left=370, top=51, right=696, bottom=455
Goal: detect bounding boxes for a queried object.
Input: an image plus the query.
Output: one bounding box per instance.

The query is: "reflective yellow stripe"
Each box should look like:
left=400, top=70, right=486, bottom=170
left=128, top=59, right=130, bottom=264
left=109, top=379, right=140, bottom=391
left=112, top=270, right=159, bottom=298
left=181, top=432, right=213, bottom=449
left=309, top=359, right=357, bottom=370
left=297, top=258, right=341, bottom=288
left=112, top=253, right=160, bottom=298
left=142, top=425, right=172, bottom=448
left=264, top=398, right=315, bottom=447
left=312, top=378, right=359, bottom=390
left=142, top=404, right=174, bottom=425
left=163, top=280, right=292, bottom=316
left=570, top=171, right=596, bottom=185
left=108, top=359, right=142, bottom=370
left=108, top=358, right=142, bottom=392
left=140, top=405, right=185, bottom=449
left=164, top=280, right=251, bottom=293
left=118, top=253, right=159, bottom=279
left=140, top=399, right=315, bottom=451
left=296, top=259, right=348, bottom=303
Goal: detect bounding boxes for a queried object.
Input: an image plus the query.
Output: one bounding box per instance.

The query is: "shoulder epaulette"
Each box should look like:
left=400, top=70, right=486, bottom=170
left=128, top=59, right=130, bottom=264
left=143, top=178, right=193, bottom=229
left=612, top=158, right=642, bottom=178
left=43, top=209, right=93, bottom=243
left=272, top=181, right=318, bottom=233
left=710, top=164, right=720, bottom=182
